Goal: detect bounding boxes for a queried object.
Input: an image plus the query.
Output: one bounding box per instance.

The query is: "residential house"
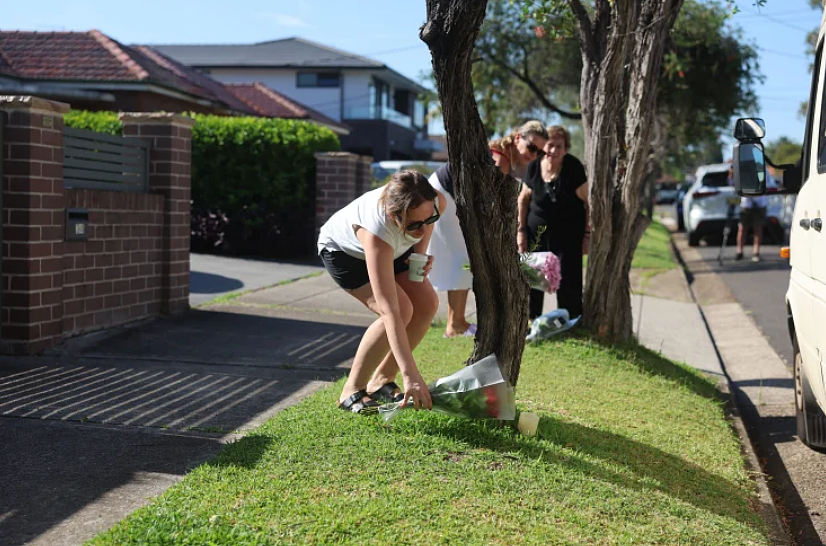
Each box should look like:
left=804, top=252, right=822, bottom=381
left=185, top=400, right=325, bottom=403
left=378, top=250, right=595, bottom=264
left=225, top=82, right=349, bottom=136
left=0, top=30, right=255, bottom=116
left=0, top=30, right=350, bottom=138
left=154, top=37, right=440, bottom=160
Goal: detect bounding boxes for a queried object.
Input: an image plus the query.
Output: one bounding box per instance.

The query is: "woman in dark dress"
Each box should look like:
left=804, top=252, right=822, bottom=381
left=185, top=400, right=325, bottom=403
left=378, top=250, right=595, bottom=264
left=517, top=125, right=590, bottom=320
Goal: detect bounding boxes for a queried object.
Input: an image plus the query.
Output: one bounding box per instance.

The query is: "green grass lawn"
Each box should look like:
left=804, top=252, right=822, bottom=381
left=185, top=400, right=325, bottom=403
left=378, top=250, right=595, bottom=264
left=88, top=331, right=768, bottom=546
left=632, top=221, right=677, bottom=271
left=583, top=221, right=676, bottom=276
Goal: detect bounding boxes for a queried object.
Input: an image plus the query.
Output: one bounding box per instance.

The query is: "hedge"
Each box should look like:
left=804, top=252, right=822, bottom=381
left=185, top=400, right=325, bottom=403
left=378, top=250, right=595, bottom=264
left=63, top=110, right=340, bottom=258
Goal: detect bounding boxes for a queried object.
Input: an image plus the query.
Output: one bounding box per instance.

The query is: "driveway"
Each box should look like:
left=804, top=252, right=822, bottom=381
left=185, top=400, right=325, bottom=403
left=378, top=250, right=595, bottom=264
left=189, top=253, right=323, bottom=306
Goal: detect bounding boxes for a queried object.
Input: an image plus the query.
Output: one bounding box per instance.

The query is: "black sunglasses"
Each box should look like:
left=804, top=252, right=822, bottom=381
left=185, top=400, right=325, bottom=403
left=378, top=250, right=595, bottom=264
left=404, top=206, right=441, bottom=232
left=526, top=142, right=544, bottom=157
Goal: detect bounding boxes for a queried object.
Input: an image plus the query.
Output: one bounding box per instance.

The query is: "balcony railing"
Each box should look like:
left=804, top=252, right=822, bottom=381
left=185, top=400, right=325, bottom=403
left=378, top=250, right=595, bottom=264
left=346, top=106, right=413, bottom=129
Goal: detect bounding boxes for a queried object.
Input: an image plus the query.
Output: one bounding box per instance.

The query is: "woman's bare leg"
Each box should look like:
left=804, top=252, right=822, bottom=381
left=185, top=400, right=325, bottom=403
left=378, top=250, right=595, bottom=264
left=339, top=283, right=413, bottom=404
left=367, top=275, right=440, bottom=395
left=444, top=289, right=472, bottom=337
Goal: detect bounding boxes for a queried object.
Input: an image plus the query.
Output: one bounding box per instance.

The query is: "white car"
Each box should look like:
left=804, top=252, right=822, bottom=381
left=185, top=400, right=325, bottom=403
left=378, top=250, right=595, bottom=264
left=682, top=163, right=786, bottom=247
left=371, top=160, right=446, bottom=182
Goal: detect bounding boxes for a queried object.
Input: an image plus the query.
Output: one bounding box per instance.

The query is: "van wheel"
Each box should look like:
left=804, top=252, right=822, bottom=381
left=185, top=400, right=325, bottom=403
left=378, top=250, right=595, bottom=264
left=794, top=348, right=826, bottom=453
left=688, top=231, right=701, bottom=247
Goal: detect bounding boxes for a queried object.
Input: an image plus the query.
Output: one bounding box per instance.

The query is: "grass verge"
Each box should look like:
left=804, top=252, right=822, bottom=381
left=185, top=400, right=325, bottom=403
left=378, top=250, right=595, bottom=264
left=88, top=330, right=767, bottom=546
left=632, top=221, right=678, bottom=271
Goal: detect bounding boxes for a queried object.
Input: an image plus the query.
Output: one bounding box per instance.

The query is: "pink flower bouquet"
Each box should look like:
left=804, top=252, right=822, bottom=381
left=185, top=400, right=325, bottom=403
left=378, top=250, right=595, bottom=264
left=521, top=252, right=561, bottom=293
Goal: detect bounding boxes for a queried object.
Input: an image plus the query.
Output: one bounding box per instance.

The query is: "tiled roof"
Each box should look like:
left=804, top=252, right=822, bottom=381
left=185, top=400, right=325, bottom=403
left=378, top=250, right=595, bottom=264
left=153, top=37, right=383, bottom=68
left=225, top=82, right=349, bottom=134
left=0, top=30, right=255, bottom=114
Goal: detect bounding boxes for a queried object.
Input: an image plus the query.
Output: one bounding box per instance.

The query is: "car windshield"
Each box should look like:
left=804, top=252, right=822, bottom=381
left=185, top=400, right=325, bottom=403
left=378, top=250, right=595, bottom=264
left=701, top=171, right=729, bottom=188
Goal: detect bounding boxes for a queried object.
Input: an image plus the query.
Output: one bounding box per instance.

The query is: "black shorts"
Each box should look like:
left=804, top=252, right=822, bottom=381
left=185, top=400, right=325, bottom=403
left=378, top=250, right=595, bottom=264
left=320, top=247, right=413, bottom=290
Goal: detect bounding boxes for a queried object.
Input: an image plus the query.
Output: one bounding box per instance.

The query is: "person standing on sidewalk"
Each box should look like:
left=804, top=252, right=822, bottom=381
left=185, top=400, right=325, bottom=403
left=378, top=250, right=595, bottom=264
left=317, top=170, right=444, bottom=414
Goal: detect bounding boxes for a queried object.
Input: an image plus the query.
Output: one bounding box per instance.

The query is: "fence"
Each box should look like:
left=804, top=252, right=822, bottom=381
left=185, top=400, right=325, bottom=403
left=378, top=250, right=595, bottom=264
left=63, top=127, right=149, bottom=192
left=0, top=96, right=193, bottom=355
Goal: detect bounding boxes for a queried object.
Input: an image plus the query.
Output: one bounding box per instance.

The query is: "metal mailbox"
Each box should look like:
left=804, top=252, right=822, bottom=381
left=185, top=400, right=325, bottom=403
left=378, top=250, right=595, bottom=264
left=66, top=208, right=89, bottom=241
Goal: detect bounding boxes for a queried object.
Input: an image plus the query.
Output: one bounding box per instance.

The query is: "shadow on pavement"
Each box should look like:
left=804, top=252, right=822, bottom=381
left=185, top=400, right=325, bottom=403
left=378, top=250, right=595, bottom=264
left=0, top=308, right=366, bottom=545
left=190, top=270, right=244, bottom=295
left=733, top=389, right=822, bottom=546
left=0, top=418, right=224, bottom=546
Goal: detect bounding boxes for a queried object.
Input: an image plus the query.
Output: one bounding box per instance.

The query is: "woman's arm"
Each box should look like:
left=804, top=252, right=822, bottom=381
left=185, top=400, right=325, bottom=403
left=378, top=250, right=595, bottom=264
left=575, top=181, right=591, bottom=253
left=359, top=229, right=418, bottom=376
left=517, top=183, right=532, bottom=252
left=493, top=151, right=510, bottom=175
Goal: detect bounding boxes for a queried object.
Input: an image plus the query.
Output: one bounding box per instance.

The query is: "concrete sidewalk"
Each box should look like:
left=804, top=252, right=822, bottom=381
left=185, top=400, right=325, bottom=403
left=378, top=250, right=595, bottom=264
left=0, top=252, right=776, bottom=545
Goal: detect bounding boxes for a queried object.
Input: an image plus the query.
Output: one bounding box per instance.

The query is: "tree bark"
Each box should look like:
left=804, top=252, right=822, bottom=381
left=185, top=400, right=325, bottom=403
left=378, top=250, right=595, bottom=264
left=573, top=0, right=684, bottom=340
left=422, top=0, right=529, bottom=386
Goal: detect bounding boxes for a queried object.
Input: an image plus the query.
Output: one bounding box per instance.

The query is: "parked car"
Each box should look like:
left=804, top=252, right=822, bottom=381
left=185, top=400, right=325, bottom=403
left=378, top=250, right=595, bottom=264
left=730, top=17, right=823, bottom=452
left=682, top=163, right=785, bottom=246
left=675, top=183, right=690, bottom=231
left=371, top=160, right=446, bottom=185
left=654, top=185, right=680, bottom=205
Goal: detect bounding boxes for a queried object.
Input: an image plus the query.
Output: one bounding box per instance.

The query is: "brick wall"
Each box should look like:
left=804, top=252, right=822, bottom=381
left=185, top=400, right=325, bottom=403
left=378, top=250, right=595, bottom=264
left=0, top=97, right=192, bottom=354
left=314, top=152, right=373, bottom=235
left=62, top=190, right=164, bottom=335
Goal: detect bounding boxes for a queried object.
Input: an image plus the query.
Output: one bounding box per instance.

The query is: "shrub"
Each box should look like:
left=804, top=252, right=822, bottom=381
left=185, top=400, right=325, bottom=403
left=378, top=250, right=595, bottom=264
left=64, top=110, right=340, bottom=258
left=63, top=110, right=122, bottom=135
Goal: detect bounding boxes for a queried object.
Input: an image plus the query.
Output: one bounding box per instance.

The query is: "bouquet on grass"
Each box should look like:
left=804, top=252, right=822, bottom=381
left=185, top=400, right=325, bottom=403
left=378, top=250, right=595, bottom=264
left=379, top=354, right=516, bottom=423
left=521, top=251, right=561, bottom=294
left=526, top=308, right=581, bottom=343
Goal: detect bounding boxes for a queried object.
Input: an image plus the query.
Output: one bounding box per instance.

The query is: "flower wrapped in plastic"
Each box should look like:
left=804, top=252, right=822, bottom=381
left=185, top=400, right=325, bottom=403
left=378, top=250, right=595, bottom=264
left=521, top=251, right=561, bottom=294
left=526, top=308, right=581, bottom=343
left=379, top=354, right=516, bottom=423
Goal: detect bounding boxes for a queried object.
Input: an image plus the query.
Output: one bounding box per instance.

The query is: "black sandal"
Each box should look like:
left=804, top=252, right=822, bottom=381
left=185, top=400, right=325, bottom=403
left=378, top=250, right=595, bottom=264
left=368, top=381, right=404, bottom=403
left=338, top=390, right=380, bottom=415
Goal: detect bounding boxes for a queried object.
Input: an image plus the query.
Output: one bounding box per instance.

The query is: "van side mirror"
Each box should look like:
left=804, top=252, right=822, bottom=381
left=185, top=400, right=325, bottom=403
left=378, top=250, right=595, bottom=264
left=733, top=141, right=767, bottom=196
left=734, top=118, right=766, bottom=140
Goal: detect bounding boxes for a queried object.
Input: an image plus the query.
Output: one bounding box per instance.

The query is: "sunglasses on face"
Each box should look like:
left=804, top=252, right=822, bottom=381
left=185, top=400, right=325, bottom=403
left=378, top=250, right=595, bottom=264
left=526, top=142, right=544, bottom=156
left=403, top=206, right=440, bottom=232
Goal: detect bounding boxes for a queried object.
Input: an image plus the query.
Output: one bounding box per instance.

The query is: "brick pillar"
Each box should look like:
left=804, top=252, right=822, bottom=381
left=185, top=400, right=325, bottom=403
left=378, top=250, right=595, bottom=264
left=314, top=152, right=364, bottom=236
left=0, top=96, right=69, bottom=354
left=355, top=154, right=374, bottom=196
left=120, top=113, right=193, bottom=315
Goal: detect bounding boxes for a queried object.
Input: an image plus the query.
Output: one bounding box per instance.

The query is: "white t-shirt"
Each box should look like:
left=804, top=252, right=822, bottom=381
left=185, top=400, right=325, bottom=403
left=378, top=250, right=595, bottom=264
left=317, top=186, right=431, bottom=260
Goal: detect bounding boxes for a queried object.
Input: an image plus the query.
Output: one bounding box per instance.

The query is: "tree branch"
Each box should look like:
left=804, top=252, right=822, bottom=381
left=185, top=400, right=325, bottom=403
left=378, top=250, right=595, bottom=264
left=476, top=45, right=582, bottom=120
left=568, top=0, right=595, bottom=60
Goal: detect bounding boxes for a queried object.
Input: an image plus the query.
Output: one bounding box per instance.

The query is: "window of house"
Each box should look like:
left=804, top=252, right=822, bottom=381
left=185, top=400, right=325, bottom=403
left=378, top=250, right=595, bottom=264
left=296, top=72, right=341, bottom=88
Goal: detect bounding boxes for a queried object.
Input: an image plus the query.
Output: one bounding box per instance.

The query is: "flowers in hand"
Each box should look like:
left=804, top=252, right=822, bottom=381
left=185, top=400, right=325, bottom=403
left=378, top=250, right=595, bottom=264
left=522, top=251, right=561, bottom=294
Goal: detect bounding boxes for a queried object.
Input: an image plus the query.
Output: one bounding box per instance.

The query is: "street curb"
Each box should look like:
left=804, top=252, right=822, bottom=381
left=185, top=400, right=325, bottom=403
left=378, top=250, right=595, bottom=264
left=668, top=235, right=792, bottom=546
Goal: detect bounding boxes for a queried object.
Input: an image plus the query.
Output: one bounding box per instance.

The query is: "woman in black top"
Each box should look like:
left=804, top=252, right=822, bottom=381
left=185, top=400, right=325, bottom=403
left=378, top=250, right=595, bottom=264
left=517, top=126, right=590, bottom=320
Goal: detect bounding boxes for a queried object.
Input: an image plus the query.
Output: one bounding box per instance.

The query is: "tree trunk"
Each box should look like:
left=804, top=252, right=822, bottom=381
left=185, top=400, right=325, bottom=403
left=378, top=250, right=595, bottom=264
left=422, top=0, right=529, bottom=386
left=573, top=0, right=684, bottom=340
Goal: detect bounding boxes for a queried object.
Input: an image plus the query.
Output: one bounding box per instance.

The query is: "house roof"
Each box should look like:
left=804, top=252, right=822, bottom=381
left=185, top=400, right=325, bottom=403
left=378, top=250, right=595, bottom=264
left=153, top=37, right=383, bottom=69
left=0, top=30, right=256, bottom=114
left=224, top=82, right=349, bottom=135
left=152, top=37, right=427, bottom=94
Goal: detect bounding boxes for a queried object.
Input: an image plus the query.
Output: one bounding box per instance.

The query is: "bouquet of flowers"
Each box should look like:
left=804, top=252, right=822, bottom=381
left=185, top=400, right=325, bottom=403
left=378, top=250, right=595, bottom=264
left=379, top=354, right=516, bottom=423
left=521, top=251, right=561, bottom=294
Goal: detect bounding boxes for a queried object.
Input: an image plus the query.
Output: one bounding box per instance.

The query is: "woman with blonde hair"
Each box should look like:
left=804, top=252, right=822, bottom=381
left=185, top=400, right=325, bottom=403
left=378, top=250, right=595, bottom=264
left=426, top=121, right=548, bottom=338
left=489, top=120, right=549, bottom=179
left=318, top=170, right=445, bottom=413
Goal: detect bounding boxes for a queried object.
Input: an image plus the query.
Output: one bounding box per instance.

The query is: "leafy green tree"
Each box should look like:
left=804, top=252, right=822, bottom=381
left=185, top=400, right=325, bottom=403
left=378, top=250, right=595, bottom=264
left=765, top=136, right=803, bottom=166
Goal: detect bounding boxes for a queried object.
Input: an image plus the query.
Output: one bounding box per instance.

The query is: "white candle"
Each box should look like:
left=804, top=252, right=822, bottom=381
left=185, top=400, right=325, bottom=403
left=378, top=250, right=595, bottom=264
left=518, top=412, right=539, bottom=436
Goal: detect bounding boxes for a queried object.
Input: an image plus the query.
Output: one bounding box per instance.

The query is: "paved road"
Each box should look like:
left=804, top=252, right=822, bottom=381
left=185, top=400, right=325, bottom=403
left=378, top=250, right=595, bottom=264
left=656, top=204, right=793, bottom=366
left=691, top=242, right=793, bottom=366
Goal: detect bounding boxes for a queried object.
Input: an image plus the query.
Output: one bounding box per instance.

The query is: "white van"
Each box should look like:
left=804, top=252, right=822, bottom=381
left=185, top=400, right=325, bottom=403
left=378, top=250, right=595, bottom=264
left=732, top=10, right=826, bottom=452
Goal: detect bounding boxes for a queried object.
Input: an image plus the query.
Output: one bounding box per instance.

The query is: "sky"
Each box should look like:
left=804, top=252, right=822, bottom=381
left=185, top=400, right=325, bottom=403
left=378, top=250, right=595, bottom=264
left=2, top=0, right=822, bottom=151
